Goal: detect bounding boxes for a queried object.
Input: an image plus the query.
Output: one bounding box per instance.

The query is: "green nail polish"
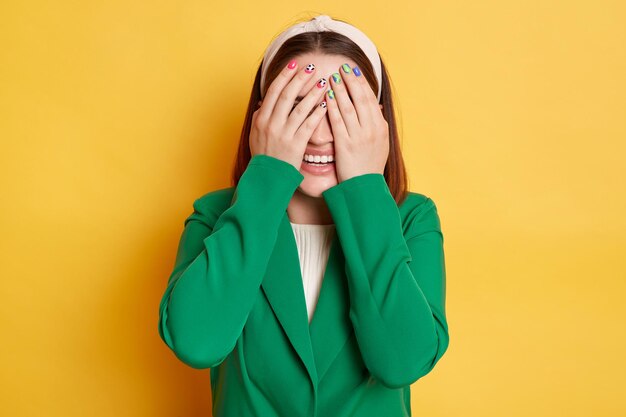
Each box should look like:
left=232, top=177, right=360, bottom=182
left=341, top=64, right=352, bottom=74
left=332, top=73, right=341, bottom=84
left=328, top=89, right=335, bottom=99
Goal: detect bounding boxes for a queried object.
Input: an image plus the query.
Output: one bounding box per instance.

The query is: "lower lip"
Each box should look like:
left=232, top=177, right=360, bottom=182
left=301, top=160, right=336, bottom=175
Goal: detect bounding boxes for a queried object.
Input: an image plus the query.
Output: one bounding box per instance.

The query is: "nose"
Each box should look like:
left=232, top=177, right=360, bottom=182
left=308, top=112, right=334, bottom=144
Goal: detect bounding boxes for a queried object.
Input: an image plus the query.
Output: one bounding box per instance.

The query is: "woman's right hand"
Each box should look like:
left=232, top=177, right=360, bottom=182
left=249, top=60, right=329, bottom=171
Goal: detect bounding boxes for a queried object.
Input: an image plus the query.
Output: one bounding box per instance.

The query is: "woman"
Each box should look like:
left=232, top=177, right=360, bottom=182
left=158, top=14, right=449, bottom=417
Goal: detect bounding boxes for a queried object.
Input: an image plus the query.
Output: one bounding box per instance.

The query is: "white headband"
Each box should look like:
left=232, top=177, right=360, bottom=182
left=260, top=14, right=382, bottom=102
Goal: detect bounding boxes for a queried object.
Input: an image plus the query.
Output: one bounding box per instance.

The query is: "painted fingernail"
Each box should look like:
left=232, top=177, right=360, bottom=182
left=317, top=78, right=327, bottom=88
left=341, top=64, right=352, bottom=74
left=353, top=66, right=362, bottom=76
left=287, top=59, right=297, bottom=69
left=305, top=64, right=315, bottom=73
left=320, top=101, right=327, bottom=108
left=331, top=73, right=341, bottom=84
left=327, top=89, right=335, bottom=99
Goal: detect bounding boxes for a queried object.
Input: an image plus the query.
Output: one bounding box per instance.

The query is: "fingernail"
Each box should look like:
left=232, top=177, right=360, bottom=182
left=287, top=59, right=297, bottom=69
left=327, top=89, right=335, bottom=99
left=341, top=64, right=352, bottom=74
left=353, top=66, right=362, bottom=76
left=305, top=63, right=315, bottom=73
left=320, top=101, right=327, bottom=108
left=331, top=73, right=341, bottom=84
left=317, top=78, right=327, bottom=88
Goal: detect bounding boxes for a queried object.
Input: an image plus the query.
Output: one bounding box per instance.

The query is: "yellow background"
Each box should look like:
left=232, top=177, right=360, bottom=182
left=1, top=1, right=625, bottom=416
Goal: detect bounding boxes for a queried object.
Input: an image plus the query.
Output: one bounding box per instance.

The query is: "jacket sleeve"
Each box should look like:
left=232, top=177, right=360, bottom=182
left=158, top=154, right=304, bottom=369
left=321, top=173, right=449, bottom=389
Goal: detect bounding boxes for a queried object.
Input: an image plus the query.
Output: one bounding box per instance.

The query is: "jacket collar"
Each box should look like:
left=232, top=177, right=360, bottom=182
left=261, top=211, right=352, bottom=387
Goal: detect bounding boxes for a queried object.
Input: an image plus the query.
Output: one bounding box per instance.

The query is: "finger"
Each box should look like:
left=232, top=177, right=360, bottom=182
left=325, top=88, right=350, bottom=140
left=257, top=60, right=300, bottom=122
left=352, top=67, right=378, bottom=109
left=268, top=62, right=318, bottom=125
left=284, top=76, right=328, bottom=136
left=339, top=64, right=375, bottom=129
left=329, top=68, right=361, bottom=138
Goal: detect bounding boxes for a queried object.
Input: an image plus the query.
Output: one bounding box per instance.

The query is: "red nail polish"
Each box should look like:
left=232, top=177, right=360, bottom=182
left=287, top=59, right=297, bottom=69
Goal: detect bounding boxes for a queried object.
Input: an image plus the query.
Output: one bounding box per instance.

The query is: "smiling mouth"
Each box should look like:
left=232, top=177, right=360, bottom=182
left=303, top=153, right=335, bottom=163
left=303, top=160, right=335, bottom=166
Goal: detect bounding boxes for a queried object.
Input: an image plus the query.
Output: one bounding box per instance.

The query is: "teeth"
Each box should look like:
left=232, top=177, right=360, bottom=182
left=303, top=154, right=334, bottom=163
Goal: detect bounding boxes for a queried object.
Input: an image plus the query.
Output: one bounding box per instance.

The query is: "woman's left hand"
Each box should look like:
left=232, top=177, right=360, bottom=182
left=326, top=64, right=389, bottom=183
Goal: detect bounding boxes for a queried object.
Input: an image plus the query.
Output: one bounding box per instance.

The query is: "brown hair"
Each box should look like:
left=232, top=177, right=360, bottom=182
left=231, top=16, right=410, bottom=206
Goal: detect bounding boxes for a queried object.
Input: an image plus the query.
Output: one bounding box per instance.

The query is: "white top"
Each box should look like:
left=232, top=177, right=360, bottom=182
left=289, top=222, right=336, bottom=323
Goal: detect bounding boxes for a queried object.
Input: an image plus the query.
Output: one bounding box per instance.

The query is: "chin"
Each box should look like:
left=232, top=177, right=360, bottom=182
left=297, top=171, right=338, bottom=198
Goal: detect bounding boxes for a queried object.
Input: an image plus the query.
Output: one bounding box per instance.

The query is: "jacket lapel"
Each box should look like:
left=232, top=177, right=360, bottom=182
left=308, top=227, right=353, bottom=382
left=261, top=212, right=318, bottom=385
left=261, top=211, right=352, bottom=386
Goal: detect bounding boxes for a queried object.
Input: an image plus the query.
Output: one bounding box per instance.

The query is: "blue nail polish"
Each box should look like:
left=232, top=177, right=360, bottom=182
left=353, top=66, right=362, bottom=76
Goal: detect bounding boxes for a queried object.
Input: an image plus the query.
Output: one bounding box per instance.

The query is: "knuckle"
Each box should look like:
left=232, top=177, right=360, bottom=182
left=342, top=105, right=355, bottom=117
left=292, top=104, right=306, bottom=117
left=278, top=90, right=291, bottom=104
left=303, top=117, right=317, bottom=130
left=253, top=119, right=265, bottom=132
left=268, top=123, right=283, bottom=138
left=254, top=110, right=267, bottom=124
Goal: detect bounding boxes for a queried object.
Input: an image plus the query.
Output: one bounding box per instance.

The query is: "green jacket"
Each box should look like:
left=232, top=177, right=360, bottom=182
left=158, top=154, right=449, bottom=417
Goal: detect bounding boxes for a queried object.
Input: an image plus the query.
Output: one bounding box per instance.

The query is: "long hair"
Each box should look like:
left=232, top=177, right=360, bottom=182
left=231, top=16, right=409, bottom=206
